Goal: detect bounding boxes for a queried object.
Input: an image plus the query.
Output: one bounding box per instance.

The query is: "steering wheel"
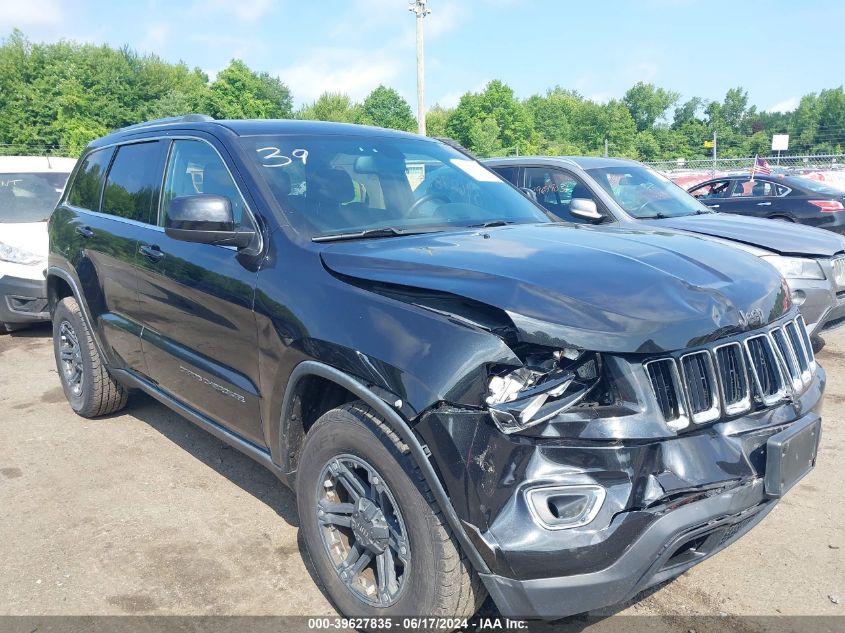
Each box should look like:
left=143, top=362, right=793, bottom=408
left=408, top=193, right=451, bottom=219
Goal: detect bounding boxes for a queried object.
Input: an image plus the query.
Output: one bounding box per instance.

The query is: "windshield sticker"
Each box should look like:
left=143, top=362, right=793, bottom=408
left=256, top=147, right=309, bottom=168
left=449, top=159, right=500, bottom=182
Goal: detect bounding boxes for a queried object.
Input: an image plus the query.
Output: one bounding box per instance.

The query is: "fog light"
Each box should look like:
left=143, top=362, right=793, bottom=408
left=791, top=289, right=806, bottom=306
left=525, top=484, right=606, bottom=530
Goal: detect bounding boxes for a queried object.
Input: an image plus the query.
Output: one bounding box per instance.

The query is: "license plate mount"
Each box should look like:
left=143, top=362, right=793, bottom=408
left=765, top=415, right=821, bottom=498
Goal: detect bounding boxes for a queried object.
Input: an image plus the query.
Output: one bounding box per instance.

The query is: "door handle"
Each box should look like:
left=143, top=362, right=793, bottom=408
left=706, top=204, right=720, bottom=209
left=75, top=225, right=95, bottom=238
left=757, top=202, right=772, bottom=206
left=139, top=244, right=165, bottom=262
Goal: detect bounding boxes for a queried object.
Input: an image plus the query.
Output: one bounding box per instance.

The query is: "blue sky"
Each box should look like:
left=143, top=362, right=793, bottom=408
left=3, top=0, right=843, bottom=114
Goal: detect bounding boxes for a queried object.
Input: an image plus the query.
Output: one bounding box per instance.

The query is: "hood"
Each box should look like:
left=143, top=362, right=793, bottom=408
left=320, top=223, right=790, bottom=354
left=641, top=213, right=845, bottom=257
left=0, top=221, right=48, bottom=254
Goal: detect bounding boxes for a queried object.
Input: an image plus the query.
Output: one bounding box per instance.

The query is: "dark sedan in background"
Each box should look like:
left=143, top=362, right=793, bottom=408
left=484, top=156, right=845, bottom=348
left=688, top=174, right=845, bottom=235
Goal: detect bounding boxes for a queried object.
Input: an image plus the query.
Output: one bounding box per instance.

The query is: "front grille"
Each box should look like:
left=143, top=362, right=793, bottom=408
left=646, top=316, right=814, bottom=429
left=645, top=359, right=684, bottom=428
left=833, top=257, right=845, bottom=289
left=715, top=343, right=751, bottom=415
left=680, top=352, right=720, bottom=423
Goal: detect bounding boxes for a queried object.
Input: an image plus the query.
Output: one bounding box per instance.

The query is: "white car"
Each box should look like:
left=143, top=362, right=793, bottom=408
left=1, top=156, right=76, bottom=332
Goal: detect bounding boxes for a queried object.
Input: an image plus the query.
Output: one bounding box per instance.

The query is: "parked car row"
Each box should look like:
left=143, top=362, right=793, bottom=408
left=35, top=116, right=826, bottom=626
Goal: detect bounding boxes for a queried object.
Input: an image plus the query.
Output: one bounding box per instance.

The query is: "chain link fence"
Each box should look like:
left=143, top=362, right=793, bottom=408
left=645, top=154, right=845, bottom=174
left=644, top=154, right=845, bottom=189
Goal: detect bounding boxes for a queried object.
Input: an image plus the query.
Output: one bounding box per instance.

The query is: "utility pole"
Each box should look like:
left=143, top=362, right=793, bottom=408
left=604, top=137, right=608, bottom=157
left=409, top=0, right=430, bottom=135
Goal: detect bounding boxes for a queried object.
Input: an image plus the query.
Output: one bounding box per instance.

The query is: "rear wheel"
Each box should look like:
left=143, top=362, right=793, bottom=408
left=52, top=296, right=128, bottom=417
left=297, top=402, right=484, bottom=626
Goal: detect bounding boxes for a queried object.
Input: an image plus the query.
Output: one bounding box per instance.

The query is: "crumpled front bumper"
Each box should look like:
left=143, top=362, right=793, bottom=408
left=413, top=367, right=825, bottom=620
left=481, top=476, right=775, bottom=619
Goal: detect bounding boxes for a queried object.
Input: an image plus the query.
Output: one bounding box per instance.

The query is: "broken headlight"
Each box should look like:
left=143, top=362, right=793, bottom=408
left=486, top=348, right=601, bottom=434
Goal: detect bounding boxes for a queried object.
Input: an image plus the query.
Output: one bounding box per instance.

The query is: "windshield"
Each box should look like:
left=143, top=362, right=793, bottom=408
left=240, top=134, right=549, bottom=239
left=587, top=165, right=711, bottom=219
left=0, top=172, right=71, bottom=223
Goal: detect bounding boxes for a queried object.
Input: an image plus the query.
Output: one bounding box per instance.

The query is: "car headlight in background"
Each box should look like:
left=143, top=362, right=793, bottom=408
left=0, top=242, right=44, bottom=266
left=486, top=348, right=601, bottom=433
left=761, top=255, right=825, bottom=280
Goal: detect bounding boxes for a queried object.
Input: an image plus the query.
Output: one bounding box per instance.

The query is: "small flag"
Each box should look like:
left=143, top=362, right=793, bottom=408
left=750, top=155, right=772, bottom=179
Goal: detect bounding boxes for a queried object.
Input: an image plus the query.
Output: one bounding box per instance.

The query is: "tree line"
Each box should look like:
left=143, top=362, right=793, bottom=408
left=2, top=30, right=844, bottom=160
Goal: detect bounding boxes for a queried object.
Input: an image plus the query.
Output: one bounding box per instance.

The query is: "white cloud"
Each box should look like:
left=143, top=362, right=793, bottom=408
left=586, top=92, right=613, bottom=104
left=625, top=61, right=659, bottom=84
left=190, top=0, right=276, bottom=22
left=767, top=96, right=800, bottom=113
left=278, top=47, right=403, bottom=105
left=0, top=0, right=64, bottom=27
left=436, top=78, right=489, bottom=109
left=426, top=3, right=465, bottom=39
left=141, top=23, right=169, bottom=54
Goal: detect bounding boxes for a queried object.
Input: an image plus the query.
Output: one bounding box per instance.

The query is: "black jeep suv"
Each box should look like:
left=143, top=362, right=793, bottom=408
left=47, top=116, right=824, bottom=622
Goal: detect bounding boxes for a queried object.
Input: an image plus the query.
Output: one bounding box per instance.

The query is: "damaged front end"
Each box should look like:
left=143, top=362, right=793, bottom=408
left=485, top=347, right=602, bottom=434
left=410, top=309, right=825, bottom=619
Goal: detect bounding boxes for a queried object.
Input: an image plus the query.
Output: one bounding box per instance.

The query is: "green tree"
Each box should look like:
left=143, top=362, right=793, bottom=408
left=447, top=80, right=533, bottom=155
left=206, top=59, right=292, bottom=119
left=524, top=87, right=582, bottom=151
left=467, top=117, right=502, bottom=157
left=623, top=82, right=679, bottom=132
left=359, top=85, right=416, bottom=131
left=296, top=92, right=361, bottom=123
left=425, top=105, right=453, bottom=138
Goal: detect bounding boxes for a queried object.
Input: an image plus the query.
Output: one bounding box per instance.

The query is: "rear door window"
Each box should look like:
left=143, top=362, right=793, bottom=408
left=732, top=179, right=775, bottom=197
left=102, top=141, right=165, bottom=223
left=67, top=148, right=113, bottom=212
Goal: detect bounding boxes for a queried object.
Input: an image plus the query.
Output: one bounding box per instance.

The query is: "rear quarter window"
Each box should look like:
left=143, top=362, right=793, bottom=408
left=66, top=148, right=114, bottom=211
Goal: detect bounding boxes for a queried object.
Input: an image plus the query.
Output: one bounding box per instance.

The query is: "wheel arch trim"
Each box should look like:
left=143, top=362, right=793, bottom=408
left=280, top=360, right=491, bottom=575
left=46, top=266, right=109, bottom=363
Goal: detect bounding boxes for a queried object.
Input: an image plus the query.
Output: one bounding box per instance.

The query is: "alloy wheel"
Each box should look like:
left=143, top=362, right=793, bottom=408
left=59, top=320, right=84, bottom=397
left=315, top=454, right=409, bottom=607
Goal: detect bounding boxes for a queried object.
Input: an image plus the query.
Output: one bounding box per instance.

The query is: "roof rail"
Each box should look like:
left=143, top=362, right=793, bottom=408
left=119, top=114, right=215, bottom=133
left=434, top=136, right=479, bottom=160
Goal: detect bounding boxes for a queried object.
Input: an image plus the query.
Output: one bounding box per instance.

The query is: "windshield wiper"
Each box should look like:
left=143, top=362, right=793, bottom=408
left=636, top=212, right=668, bottom=219
left=312, top=227, right=442, bottom=243
left=467, top=220, right=516, bottom=228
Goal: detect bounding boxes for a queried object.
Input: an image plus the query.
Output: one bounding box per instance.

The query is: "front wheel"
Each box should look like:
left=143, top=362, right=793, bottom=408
left=52, top=296, right=128, bottom=417
left=296, top=402, right=484, bottom=625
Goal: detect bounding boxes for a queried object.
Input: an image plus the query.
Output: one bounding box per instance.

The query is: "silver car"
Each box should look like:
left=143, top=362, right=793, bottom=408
left=485, top=156, right=845, bottom=349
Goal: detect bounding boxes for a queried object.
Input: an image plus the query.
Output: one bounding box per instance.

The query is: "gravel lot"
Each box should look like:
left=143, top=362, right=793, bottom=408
left=1, top=324, right=843, bottom=625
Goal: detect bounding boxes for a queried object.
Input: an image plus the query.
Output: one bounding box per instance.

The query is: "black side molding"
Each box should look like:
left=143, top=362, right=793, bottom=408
left=281, top=360, right=492, bottom=575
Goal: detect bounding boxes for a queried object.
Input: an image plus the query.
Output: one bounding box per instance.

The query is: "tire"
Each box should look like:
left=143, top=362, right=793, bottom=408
left=52, top=296, right=128, bottom=417
left=297, top=402, right=485, bottom=626
left=811, top=335, right=825, bottom=354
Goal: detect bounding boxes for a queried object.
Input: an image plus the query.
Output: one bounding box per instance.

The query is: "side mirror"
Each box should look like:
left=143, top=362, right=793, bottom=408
left=165, top=194, right=255, bottom=248
left=570, top=197, right=603, bottom=222
left=519, top=187, right=538, bottom=202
